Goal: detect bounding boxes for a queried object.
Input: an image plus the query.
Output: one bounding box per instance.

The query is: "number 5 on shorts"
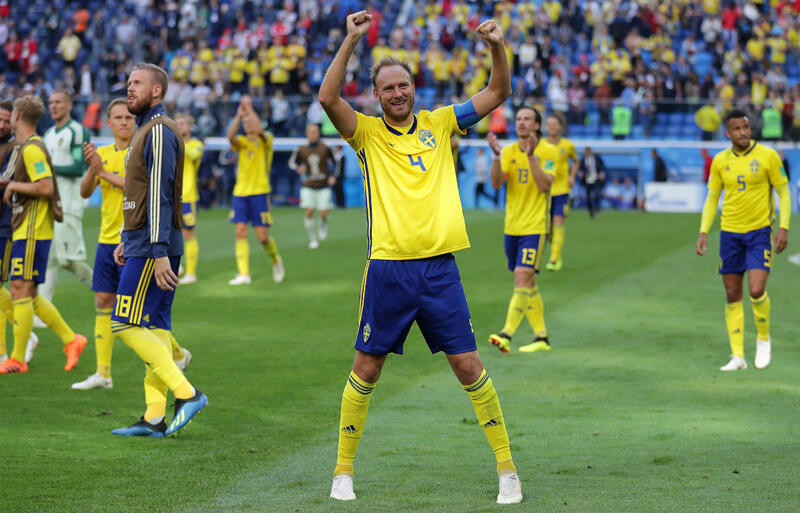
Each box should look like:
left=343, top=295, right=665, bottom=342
left=522, top=248, right=537, bottom=265
left=11, top=258, right=23, bottom=276
left=764, top=249, right=772, bottom=268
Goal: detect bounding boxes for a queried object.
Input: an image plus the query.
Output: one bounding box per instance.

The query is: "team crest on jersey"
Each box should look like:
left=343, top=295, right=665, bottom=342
left=750, top=159, right=760, bottom=174
left=418, top=129, right=436, bottom=148
left=362, top=323, right=371, bottom=342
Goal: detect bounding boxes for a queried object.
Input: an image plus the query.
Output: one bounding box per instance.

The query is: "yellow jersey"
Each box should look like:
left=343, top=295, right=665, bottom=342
left=182, top=138, right=204, bottom=203
left=708, top=141, right=787, bottom=233
left=501, top=140, right=558, bottom=236
left=346, top=107, right=469, bottom=260
left=95, top=144, right=127, bottom=244
left=550, top=137, right=577, bottom=196
left=13, top=139, right=55, bottom=241
left=231, top=133, right=273, bottom=197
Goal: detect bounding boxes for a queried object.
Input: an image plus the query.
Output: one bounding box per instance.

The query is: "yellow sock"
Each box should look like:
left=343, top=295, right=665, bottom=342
left=95, top=308, right=113, bottom=378
left=336, top=371, right=377, bottom=474
left=185, top=238, right=199, bottom=276
left=463, top=370, right=514, bottom=473
left=549, top=224, right=565, bottom=262
left=10, top=298, right=33, bottom=362
left=32, top=295, right=75, bottom=344
left=501, top=287, right=533, bottom=336
left=263, top=237, right=280, bottom=264
left=0, top=287, right=12, bottom=356
left=144, top=401, right=167, bottom=423
left=168, top=331, right=185, bottom=361
left=751, top=292, right=770, bottom=341
left=112, top=323, right=194, bottom=399
left=725, top=301, right=745, bottom=358
left=235, top=238, right=250, bottom=276
left=525, top=287, right=547, bottom=338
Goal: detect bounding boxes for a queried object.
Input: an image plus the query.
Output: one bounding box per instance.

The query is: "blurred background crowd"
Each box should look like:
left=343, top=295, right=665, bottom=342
left=2, top=0, right=800, bottom=141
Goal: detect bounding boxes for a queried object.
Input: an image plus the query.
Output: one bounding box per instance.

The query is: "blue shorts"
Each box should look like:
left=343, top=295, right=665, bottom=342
left=182, top=201, right=198, bottom=229
left=92, top=243, right=123, bottom=293
left=111, top=256, right=181, bottom=330
left=551, top=193, right=569, bottom=217
left=230, top=194, right=272, bottom=227
left=9, top=239, right=51, bottom=283
left=355, top=254, right=477, bottom=355
left=719, top=227, right=772, bottom=275
left=0, top=237, right=12, bottom=282
left=504, top=234, right=545, bottom=272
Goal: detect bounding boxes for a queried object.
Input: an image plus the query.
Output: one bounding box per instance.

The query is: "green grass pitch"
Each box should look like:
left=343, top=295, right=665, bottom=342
left=4, top=207, right=799, bottom=512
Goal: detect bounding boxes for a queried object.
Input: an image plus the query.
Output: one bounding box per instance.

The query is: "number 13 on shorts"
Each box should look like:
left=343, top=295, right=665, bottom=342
left=522, top=248, right=537, bottom=265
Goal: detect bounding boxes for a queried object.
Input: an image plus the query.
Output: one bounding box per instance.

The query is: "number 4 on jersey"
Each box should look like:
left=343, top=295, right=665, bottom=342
left=408, top=154, right=427, bottom=172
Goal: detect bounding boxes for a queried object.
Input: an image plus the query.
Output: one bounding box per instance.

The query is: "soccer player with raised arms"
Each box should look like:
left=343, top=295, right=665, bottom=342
left=109, top=63, right=206, bottom=436
left=487, top=106, right=556, bottom=354
left=696, top=109, right=790, bottom=371
left=176, top=113, right=204, bottom=285
left=320, top=11, right=522, bottom=505
left=226, top=96, right=284, bottom=285
left=0, top=95, right=87, bottom=374
left=544, top=112, right=578, bottom=271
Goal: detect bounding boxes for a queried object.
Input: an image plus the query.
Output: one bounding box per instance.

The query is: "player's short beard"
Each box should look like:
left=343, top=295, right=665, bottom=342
left=382, top=94, right=414, bottom=124
left=128, top=92, right=153, bottom=116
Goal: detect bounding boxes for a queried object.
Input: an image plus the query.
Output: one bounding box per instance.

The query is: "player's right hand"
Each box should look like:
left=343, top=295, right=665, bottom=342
left=83, top=142, right=101, bottom=170
left=522, top=132, right=538, bottom=155
left=113, top=243, right=126, bottom=265
left=696, top=233, right=707, bottom=256
left=487, top=133, right=502, bottom=156
left=346, top=10, right=372, bottom=39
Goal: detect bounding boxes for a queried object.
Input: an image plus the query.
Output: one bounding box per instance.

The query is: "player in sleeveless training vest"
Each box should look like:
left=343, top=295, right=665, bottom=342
left=176, top=113, right=204, bottom=285
left=697, top=109, right=790, bottom=372
left=487, top=106, right=556, bottom=354
left=39, top=90, right=93, bottom=308
left=0, top=96, right=88, bottom=374
left=72, top=99, right=192, bottom=391
left=226, top=95, right=284, bottom=285
left=0, top=100, right=39, bottom=365
left=320, top=11, right=522, bottom=505
left=288, top=123, right=336, bottom=249
left=108, top=64, right=207, bottom=437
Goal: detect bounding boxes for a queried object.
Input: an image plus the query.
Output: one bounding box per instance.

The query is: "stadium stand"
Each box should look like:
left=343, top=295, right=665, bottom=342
left=1, top=0, right=799, bottom=142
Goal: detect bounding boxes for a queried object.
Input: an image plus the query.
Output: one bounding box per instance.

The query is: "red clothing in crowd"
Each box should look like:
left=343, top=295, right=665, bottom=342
left=722, top=6, right=740, bottom=30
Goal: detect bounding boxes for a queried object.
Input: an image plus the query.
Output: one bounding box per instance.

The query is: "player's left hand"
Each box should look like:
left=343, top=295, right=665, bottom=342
left=476, top=19, right=504, bottom=46
left=696, top=233, right=708, bottom=256
left=774, top=227, right=788, bottom=254
left=328, top=175, right=337, bottom=186
left=568, top=176, right=575, bottom=187
left=2, top=182, right=14, bottom=205
left=154, top=256, right=178, bottom=291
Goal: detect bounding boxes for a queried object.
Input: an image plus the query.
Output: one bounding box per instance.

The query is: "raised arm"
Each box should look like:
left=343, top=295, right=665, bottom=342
left=487, top=133, right=506, bottom=190
left=80, top=142, right=101, bottom=198
left=318, top=11, right=371, bottom=139
left=524, top=134, right=554, bottom=193
left=227, top=103, right=245, bottom=146
left=469, top=20, right=512, bottom=120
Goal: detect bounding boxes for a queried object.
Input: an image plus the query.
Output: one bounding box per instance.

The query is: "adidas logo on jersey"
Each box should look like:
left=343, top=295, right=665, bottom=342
left=342, top=425, right=358, bottom=434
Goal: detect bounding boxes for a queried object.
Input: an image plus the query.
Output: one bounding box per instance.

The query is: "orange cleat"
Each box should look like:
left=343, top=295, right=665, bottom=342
left=63, top=334, right=88, bottom=371
left=0, top=357, right=29, bottom=374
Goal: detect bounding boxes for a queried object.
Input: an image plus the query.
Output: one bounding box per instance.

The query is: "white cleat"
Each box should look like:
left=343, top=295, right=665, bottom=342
left=318, top=223, right=328, bottom=241
left=228, top=274, right=252, bottom=286
left=25, top=331, right=39, bottom=362
left=497, top=473, right=523, bottom=504
left=71, top=372, right=113, bottom=390
left=273, top=256, right=285, bottom=283
left=754, top=338, right=771, bottom=370
left=330, top=474, right=356, bottom=501
left=32, top=315, right=46, bottom=329
left=175, top=348, right=192, bottom=372
left=309, top=239, right=319, bottom=249
left=178, top=274, right=197, bottom=285
left=720, top=355, right=747, bottom=371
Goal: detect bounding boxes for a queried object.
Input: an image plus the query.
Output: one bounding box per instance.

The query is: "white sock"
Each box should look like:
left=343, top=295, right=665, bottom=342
left=304, top=217, right=317, bottom=243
